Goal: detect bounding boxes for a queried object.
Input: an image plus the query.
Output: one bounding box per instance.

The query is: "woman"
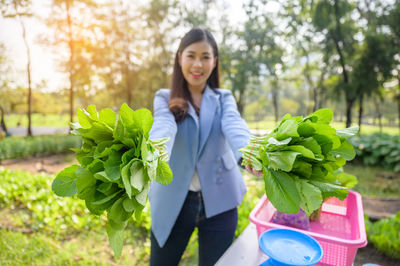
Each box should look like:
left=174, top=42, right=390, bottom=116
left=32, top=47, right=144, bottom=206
left=149, top=27, right=259, bottom=266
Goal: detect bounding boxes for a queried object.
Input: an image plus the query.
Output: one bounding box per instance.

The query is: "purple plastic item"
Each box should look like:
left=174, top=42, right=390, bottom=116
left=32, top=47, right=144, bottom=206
left=271, top=208, right=310, bottom=230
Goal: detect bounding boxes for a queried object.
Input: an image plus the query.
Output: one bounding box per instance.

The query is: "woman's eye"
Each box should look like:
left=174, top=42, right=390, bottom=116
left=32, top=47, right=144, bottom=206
left=203, top=56, right=210, bottom=60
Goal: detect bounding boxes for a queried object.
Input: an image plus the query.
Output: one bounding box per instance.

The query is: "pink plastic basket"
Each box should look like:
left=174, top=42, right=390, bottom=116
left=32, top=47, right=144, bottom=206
left=249, top=190, right=367, bottom=266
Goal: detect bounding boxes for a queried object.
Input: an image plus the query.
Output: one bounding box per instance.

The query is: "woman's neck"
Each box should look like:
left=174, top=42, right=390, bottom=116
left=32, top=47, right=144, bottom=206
left=188, top=85, right=205, bottom=109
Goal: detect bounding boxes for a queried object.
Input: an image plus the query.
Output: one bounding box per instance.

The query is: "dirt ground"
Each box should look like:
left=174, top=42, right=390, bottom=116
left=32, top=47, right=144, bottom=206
left=1, top=153, right=399, bottom=266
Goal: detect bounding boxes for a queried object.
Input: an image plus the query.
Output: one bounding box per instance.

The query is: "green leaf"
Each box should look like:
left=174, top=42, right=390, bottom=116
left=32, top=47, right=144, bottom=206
left=108, top=197, right=133, bottom=223
left=331, top=139, right=356, bottom=160
left=336, top=126, right=359, bottom=138
left=87, top=159, right=104, bottom=174
left=52, top=165, right=79, bottom=197
left=141, top=137, right=148, bottom=161
left=276, top=119, right=299, bottom=140
left=119, top=103, right=135, bottom=126
left=156, top=160, right=173, bottom=185
left=99, top=108, right=117, bottom=128
left=266, top=151, right=300, bottom=172
left=133, top=108, right=154, bottom=137
left=297, top=122, right=315, bottom=137
left=309, top=180, right=348, bottom=200
left=77, top=108, right=92, bottom=129
left=310, top=165, right=328, bottom=180
left=297, top=180, right=323, bottom=216
left=135, top=182, right=150, bottom=206
left=86, top=105, right=99, bottom=120
left=121, top=159, right=138, bottom=198
left=97, top=182, right=113, bottom=194
left=122, top=197, right=135, bottom=212
left=268, top=137, right=291, bottom=146
left=75, top=167, right=97, bottom=200
left=313, top=135, right=333, bottom=155
left=263, top=168, right=300, bottom=214
left=76, top=151, right=94, bottom=166
left=307, top=108, right=333, bottom=124
left=286, top=145, right=315, bottom=159
left=130, top=161, right=146, bottom=191
left=78, top=122, right=113, bottom=143
left=146, top=159, right=158, bottom=181
left=85, top=190, right=115, bottom=215
left=297, top=137, right=322, bottom=155
left=92, top=190, right=122, bottom=205
left=105, top=151, right=122, bottom=181
left=334, top=169, right=358, bottom=188
left=121, top=148, right=136, bottom=165
left=132, top=197, right=145, bottom=220
left=106, top=223, right=124, bottom=258
left=94, top=171, right=112, bottom=182
left=314, top=124, right=336, bottom=136
left=292, top=160, right=312, bottom=178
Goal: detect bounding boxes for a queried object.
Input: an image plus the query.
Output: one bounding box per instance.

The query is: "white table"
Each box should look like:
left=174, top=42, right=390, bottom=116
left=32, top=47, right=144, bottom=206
left=216, top=223, right=268, bottom=266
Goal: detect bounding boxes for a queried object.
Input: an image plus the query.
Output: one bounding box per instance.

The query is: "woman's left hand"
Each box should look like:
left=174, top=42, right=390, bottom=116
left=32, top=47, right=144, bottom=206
left=245, top=165, right=263, bottom=178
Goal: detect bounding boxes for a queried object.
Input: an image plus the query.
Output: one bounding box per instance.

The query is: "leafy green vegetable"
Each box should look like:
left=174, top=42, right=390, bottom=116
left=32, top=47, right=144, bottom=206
left=239, top=108, right=358, bottom=216
left=51, top=104, right=172, bottom=257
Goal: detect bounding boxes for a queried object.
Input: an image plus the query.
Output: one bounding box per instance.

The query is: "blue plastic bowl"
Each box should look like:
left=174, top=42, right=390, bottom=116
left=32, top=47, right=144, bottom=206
left=259, top=228, right=323, bottom=266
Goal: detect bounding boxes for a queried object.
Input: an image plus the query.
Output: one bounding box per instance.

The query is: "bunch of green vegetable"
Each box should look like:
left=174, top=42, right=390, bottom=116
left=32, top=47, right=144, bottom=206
left=366, top=211, right=400, bottom=259
left=239, top=109, right=358, bottom=216
left=51, top=104, right=172, bottom=257
left=349, top=133, right=400, bottom=172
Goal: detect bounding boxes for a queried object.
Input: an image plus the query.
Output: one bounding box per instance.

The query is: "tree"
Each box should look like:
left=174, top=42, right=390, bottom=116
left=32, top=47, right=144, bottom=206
left=312, top=0, right=359, bottom=127
left=281, top=0, right=329, bottom=113
left=43, top=0, right=99, bottom=126
left=1, top=0, right=33, bottom=136
left=382, top=1, right=400, bottom=131
left=0, top=43, right=9, bottom=133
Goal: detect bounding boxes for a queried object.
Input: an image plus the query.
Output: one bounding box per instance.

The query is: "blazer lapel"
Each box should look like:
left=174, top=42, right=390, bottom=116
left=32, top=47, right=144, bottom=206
left=198, top=86, right=219, bottom=155
left=187, top=102, right=199, bottom=128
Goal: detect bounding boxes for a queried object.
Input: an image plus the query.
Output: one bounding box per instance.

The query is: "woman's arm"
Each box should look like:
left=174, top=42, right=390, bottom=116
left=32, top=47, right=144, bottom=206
left=149, top=90, right=177, bottom=158
left=219, top=89, right=251, bottom=162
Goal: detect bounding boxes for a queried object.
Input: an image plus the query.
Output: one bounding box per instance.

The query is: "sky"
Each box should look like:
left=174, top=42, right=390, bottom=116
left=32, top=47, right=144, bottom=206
left=0, top=0, right=280, bottom=92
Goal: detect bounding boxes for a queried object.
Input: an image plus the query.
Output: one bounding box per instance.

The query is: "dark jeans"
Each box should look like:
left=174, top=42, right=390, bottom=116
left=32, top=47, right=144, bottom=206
left=150, top=191, right=238, bottom=266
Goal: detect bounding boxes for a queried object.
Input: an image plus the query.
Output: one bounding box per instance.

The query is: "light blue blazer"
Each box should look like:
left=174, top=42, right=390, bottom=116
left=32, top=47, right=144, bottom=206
left=149, top=86, right=251, bottom=247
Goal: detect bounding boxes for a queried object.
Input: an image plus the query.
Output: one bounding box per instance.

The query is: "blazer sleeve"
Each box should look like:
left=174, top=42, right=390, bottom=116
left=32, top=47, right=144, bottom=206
left=219, top=89, right=251, bottom=161
left=149, top=89, right=177, bottom=158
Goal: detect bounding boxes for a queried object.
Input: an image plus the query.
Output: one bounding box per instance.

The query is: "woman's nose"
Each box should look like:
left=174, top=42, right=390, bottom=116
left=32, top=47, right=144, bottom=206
left=193, top=58, right=202, bottom=67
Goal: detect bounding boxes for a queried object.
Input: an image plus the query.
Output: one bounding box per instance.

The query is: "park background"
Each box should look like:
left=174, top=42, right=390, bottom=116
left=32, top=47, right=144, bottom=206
left=0, top=0, right=399, bottom=265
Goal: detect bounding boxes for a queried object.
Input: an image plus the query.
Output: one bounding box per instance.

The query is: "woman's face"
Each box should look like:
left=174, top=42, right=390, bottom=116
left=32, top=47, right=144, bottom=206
left=179, top=40, right=217, bottom=92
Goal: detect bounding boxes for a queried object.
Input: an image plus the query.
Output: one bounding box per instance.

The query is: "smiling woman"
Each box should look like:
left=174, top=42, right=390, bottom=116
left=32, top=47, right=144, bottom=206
left=148, top=27, right=259, bottom=266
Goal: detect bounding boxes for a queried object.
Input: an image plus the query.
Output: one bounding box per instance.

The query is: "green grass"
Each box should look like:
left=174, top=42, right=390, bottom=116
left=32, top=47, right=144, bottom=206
left=344, top=163, right=400, bottom=198
left=5, top=114, right=76, bottom=128
left=1, top=164, right=398, bottom=265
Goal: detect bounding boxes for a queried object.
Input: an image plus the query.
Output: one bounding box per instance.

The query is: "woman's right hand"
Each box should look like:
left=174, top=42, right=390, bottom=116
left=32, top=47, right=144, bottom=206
left=245, top=165, right=263, bottom=178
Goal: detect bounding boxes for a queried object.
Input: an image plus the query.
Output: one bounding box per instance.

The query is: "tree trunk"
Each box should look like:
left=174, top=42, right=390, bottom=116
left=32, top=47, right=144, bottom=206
left=272, top=86, right=279, bottom=123
left=345, top=98, right=354, bottom=128
left=373, top=97, right=383, bottom=133
left=66, top=0, right=74, bottom=129
left=124, top=12, right=132, bottom=106
left=18, top=16, right=32, bottom=137
left=397, top=77, right=400, bottom=133
left=236, top=87, right=245, bottom=115
left=0, top=106, right=7, bottom=133
left=333, top=0, right=354, bottom=128
left=358, top=94, right=363, bottom=133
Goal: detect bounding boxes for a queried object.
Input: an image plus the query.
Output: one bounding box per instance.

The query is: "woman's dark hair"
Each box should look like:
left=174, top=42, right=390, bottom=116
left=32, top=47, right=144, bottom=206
left=169, top=27, right=220, bottom=122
